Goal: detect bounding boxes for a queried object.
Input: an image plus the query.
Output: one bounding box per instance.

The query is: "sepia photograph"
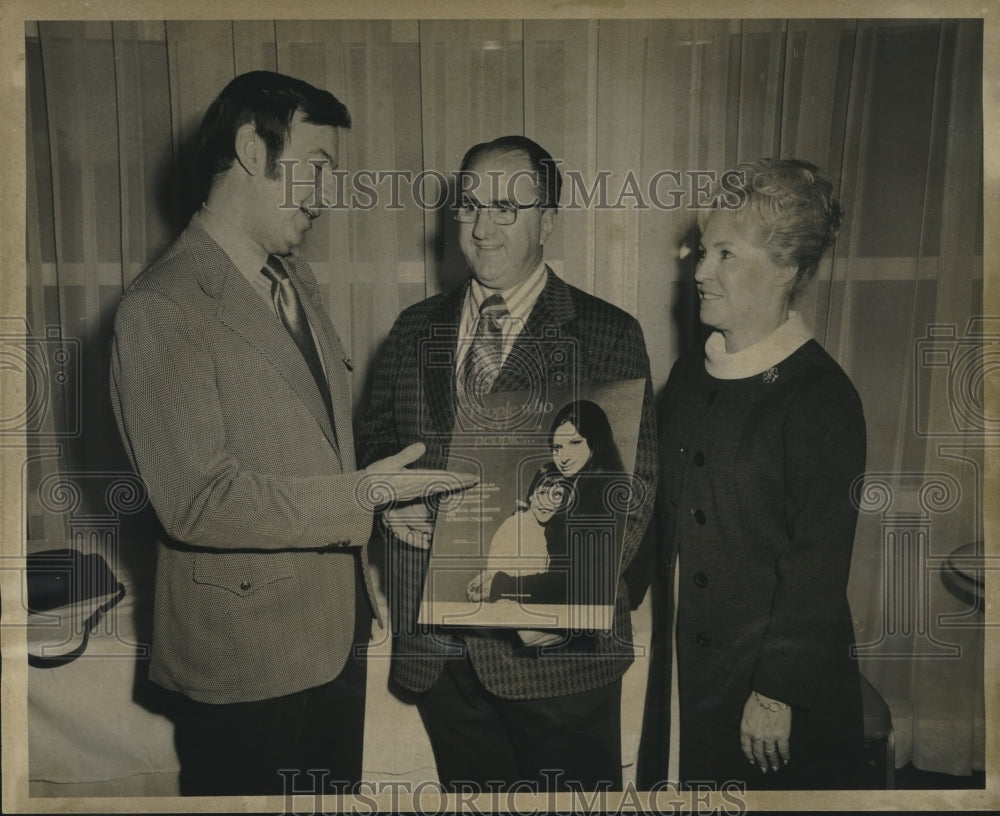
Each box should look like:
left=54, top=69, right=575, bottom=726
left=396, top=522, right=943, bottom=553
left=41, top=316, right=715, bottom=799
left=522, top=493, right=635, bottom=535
left=0, top=0, right=995, bottom=813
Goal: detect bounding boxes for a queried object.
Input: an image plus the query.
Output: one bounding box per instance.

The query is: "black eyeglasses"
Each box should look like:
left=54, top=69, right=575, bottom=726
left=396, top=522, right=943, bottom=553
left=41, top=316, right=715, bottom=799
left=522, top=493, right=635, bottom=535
left=453, top=201, right=543, bottom=225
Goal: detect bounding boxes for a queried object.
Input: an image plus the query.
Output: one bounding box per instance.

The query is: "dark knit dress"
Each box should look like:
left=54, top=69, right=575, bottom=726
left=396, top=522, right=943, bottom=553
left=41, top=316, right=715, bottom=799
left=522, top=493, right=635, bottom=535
left=638, top=333, right=867, bottom=790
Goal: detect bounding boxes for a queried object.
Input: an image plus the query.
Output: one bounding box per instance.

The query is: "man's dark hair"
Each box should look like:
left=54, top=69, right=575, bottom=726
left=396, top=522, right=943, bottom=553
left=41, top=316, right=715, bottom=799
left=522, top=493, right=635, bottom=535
left=459, top=135, right=562, bottom=208
left=199, top=70, right=351, bottom=181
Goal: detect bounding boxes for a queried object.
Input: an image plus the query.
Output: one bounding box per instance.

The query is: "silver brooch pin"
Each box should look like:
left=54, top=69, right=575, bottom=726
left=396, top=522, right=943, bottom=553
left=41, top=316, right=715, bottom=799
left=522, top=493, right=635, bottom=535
left=763, top=367, right=779, bottom=384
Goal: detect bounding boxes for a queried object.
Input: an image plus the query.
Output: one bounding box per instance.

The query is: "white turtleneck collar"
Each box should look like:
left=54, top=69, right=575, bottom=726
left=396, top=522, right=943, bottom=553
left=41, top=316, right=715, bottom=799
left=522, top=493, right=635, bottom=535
left=704, top=312, right=813, bottom=380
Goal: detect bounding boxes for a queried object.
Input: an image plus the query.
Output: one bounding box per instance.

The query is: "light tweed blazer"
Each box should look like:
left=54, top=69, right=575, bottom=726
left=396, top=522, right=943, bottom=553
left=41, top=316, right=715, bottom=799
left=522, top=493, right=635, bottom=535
left=358, top=268, right=657, bottom=700
left=110, top=215, right=378, bottom=704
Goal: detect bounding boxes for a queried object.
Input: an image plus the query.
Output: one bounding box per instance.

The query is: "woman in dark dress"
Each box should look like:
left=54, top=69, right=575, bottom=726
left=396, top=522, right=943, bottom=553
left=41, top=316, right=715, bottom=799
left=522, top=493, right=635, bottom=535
left=638, top=159, right=867, bottom=790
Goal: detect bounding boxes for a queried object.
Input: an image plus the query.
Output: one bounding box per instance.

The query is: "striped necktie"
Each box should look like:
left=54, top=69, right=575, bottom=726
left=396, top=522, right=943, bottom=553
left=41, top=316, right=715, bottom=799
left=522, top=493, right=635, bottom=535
left=260, top=255, right=337, bottom=441
left=460, top=293, right=509, bottom=405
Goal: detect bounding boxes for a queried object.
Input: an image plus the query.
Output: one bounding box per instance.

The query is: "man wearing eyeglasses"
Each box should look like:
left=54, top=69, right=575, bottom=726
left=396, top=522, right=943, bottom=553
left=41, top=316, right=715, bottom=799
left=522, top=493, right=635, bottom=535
left=358, top=135, right=656, bottom=792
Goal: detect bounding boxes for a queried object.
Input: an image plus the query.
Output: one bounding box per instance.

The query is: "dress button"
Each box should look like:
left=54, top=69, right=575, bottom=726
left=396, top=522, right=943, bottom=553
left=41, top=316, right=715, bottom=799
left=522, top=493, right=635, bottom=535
left=694, top=509, right=707, bottom=525
left=696, top=632, right=712, bottom=647
left=679, top=446, right=686, bottom=454
left=240, top=579, right=252, bottom=592
left=693, top=572, right=709, bottom=588
left=694, top=450, right=705, bottom=466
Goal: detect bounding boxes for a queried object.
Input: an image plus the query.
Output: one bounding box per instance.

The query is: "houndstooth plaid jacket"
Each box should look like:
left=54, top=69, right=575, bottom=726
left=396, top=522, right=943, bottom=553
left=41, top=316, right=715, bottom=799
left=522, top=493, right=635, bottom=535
left=357, top=268, right=657, bottom=699
left=109, top=215, right=379, bottom=705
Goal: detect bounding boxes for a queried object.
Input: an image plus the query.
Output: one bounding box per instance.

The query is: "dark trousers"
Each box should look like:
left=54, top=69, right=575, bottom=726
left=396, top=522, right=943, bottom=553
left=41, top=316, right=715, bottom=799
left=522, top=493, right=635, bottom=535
left=172, top=586, right=372, bottom=796
left=416, top=654, right=623, bottom=793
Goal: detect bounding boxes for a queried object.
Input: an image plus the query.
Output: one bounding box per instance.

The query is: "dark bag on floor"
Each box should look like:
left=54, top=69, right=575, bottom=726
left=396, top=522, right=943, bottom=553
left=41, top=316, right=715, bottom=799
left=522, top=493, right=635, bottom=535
left=27, top=548, right=126, bottom=668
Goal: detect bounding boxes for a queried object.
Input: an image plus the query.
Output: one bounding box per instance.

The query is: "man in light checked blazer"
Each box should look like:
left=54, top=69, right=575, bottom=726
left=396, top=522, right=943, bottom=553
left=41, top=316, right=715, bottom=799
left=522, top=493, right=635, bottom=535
left=358, top=135, right=658, bottom=791
left=109, top=71, right=470, bottom=796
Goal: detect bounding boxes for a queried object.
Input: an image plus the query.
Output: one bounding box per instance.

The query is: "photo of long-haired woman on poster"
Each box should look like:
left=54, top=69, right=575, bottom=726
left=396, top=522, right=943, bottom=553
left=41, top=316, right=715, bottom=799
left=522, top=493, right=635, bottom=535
left=468, top=400, right=629, bottom=621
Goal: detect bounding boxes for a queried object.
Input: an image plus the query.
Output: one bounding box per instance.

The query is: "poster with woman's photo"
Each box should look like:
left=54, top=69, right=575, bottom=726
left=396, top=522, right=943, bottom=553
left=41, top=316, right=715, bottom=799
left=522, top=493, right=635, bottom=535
left=418, top=379, right=645, bottom=635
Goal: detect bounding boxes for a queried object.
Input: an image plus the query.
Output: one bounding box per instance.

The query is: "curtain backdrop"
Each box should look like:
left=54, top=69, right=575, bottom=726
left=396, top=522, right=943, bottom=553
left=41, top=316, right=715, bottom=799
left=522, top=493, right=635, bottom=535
left=24, top=18, right=985, bottom=776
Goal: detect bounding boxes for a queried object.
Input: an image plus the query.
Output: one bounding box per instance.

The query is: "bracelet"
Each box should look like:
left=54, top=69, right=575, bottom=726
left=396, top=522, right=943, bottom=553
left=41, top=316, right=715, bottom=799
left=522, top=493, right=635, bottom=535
left=754, top=691, right=789, bottom=712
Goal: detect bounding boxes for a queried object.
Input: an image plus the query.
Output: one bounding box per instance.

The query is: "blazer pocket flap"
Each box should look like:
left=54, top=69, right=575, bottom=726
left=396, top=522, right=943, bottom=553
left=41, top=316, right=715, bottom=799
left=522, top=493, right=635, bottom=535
left=192, top=552, right=294, bottom=597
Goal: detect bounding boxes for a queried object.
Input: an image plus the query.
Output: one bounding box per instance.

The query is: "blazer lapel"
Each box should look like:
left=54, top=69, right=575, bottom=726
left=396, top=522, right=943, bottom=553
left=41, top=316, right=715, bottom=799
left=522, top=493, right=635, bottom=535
left=186, top=228, right=342, bottom=458
left=290, top=269, right=356, bottom=469
left=492, top=267, right=576, bottom=393
left=423, top=283, right=468, bottom=438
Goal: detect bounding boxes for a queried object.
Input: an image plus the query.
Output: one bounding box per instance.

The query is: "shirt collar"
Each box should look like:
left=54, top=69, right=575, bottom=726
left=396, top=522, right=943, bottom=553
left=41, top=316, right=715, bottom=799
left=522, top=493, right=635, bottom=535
left=468, top=261, right=548, bottom=325
left=704, top=312, right=814, bottom=379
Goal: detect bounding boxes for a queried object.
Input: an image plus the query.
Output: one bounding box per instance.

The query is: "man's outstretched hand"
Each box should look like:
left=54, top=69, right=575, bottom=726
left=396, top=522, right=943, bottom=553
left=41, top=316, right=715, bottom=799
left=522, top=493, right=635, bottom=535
left=362, top=443, right=476, bottom=549
left=363, top=442, right=477, bottom=504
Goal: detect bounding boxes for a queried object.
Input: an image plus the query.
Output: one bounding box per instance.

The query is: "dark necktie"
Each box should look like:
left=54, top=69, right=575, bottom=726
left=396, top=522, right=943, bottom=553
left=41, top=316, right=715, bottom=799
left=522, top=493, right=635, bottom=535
left=260, top=255, right=337, bottom=441
left=459, top=293, right=509, bottom=403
